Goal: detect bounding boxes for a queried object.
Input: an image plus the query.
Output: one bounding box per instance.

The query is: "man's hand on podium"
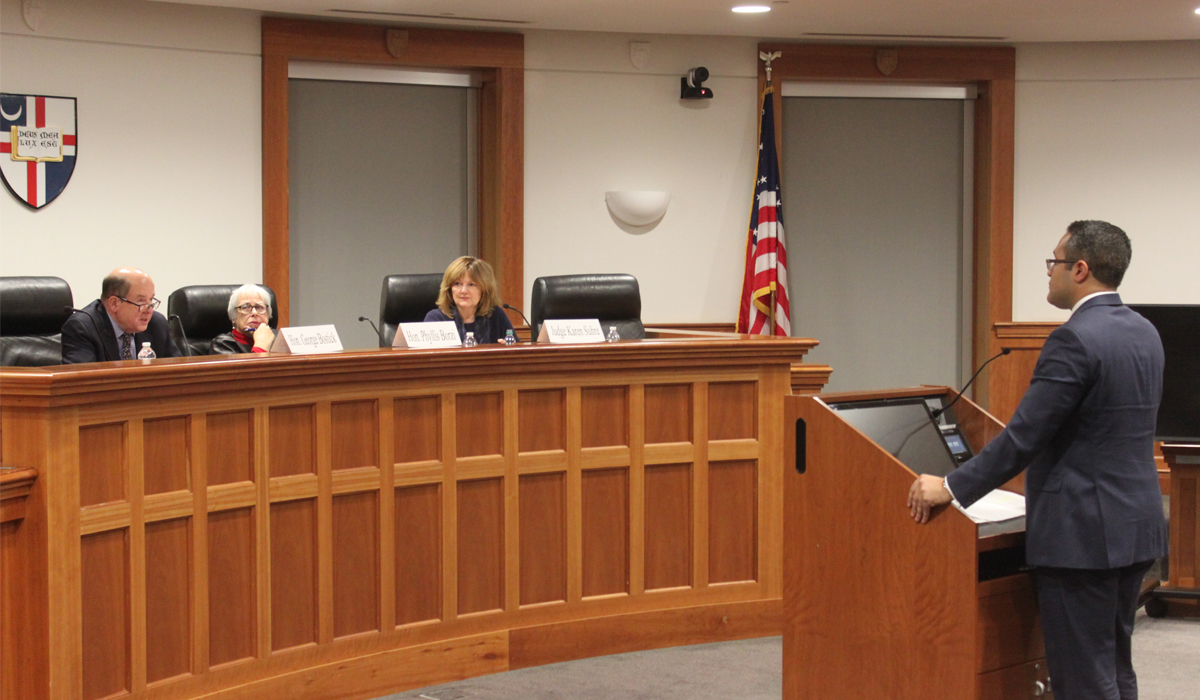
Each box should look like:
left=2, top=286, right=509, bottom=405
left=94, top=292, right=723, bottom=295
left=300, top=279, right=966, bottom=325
left=908, top=475, right=952, bottom=524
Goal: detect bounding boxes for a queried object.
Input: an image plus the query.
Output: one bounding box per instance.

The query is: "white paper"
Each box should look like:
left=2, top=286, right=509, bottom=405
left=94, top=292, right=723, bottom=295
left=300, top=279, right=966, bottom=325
left=393, top=321, right=462, bottom=348
left=955, top=488, right=1026, bottom=524
left=537, top=319, right=605, bottom=344
left=269, top=324, right=343, bottom=355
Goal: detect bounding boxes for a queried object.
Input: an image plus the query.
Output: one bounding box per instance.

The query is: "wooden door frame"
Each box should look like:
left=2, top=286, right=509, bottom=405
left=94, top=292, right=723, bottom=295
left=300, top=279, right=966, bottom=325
left=758, top=43, right=1015, bottom=409
left=262, top=17, right=524, bottom=326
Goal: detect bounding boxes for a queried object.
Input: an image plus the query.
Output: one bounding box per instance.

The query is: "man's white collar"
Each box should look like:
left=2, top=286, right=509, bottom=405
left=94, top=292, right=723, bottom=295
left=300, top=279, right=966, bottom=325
left=1071, top=291, right=1117, bottom=315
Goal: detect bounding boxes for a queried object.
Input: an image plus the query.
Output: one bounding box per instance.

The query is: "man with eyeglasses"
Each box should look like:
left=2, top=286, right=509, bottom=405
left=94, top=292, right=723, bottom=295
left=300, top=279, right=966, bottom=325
left=61, top=267, right=182, bottom=363
left=909, top=220, right=1165, bottom=700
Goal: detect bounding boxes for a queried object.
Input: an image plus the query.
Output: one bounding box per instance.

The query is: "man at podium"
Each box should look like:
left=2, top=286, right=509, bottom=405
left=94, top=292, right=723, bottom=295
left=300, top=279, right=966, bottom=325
left=909, top=220, right=1166, bottom=700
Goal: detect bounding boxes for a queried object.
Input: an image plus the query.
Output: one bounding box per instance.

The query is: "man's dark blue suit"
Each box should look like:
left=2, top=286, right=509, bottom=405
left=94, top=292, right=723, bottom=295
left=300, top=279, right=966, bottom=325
left=61, top=298, right=181, bottom=364
left=946, top=292, right=1166, bottom=699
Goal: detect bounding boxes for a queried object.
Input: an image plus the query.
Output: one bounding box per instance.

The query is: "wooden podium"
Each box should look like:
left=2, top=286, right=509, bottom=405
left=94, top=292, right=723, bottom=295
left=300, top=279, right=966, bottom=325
left=0, top=336, right=823, bottom=700
left=1147, top=443, right=1200, bottom=615
left=783, top=388, right=1050, bottom=700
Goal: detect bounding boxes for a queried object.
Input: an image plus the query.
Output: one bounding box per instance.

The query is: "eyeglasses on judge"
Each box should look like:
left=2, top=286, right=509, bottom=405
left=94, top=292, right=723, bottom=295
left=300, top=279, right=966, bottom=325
left=236, top=303, right=268, bottom=314
left=117, top=296, right=161, bottom=312
left=1045, top=258, right=1080, bottom=273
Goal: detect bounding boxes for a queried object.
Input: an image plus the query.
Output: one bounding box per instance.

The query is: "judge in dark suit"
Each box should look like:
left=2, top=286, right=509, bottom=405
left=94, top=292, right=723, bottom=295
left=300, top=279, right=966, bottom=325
left=909, top=220, right=1165, bottom=700
left=61, top=267, right=182, bottom=363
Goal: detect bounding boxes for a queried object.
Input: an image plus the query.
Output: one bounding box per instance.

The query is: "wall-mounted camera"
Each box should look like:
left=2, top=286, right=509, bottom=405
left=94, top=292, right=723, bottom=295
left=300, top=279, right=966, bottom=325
left=681, top=67, right=713, bottom=100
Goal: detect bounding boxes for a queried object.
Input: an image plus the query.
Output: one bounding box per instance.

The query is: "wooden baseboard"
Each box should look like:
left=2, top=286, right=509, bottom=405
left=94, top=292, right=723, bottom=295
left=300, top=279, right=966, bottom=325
left=190, top=599, right=781, bottom=700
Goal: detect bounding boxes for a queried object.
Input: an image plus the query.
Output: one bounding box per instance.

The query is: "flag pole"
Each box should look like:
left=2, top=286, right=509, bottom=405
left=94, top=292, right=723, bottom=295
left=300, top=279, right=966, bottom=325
left=759, top=51, right=781, bottom=336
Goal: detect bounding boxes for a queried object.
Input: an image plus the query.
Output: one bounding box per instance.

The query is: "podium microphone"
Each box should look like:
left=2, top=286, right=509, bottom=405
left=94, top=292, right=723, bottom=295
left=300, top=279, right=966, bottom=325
left=63, top=306, right=114, bottom=362
left=932, top=348, right=1011, bottom=420
left=358, top=316, right=385, bottom=346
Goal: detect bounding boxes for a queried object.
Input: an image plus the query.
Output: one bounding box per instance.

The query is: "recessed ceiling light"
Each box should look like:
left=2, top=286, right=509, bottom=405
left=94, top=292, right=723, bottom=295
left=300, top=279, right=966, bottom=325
left=732, top=5, right=772, bottom=13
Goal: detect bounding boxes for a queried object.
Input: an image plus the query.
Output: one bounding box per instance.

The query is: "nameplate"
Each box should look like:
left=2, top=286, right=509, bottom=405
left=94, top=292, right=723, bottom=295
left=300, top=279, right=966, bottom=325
left=268, top=325, right=343, bottom=355
left=537, top=319, right=605, bottom=344
left=392, top=321, right=462, bottom=349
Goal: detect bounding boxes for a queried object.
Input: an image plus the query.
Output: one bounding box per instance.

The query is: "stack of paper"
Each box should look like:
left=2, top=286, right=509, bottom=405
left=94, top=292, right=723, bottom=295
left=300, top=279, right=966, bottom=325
left=955, top=489, right=1026, bottom=524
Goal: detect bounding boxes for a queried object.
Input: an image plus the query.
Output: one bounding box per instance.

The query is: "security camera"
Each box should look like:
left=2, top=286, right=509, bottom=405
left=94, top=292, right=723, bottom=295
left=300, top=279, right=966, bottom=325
left=681, top=67, right=713, bottom=99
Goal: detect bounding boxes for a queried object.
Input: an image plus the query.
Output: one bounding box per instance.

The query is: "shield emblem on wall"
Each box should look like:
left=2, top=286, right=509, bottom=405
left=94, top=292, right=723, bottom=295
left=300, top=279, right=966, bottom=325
left=0, top=93, right=77, bottom=209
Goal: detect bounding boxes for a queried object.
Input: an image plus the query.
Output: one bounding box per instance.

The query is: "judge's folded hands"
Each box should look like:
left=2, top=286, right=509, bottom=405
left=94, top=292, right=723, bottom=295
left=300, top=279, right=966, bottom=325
left=908, top=474, right=953, bottom=524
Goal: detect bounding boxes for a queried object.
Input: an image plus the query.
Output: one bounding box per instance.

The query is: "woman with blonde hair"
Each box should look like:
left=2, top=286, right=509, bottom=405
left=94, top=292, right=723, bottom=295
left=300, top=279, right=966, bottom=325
left=424, top=256, right=514, bottom=344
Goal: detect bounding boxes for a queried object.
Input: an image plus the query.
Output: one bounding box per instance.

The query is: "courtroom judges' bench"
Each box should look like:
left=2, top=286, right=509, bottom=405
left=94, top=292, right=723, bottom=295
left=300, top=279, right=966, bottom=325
left=0, top=336, right=823, bottom=700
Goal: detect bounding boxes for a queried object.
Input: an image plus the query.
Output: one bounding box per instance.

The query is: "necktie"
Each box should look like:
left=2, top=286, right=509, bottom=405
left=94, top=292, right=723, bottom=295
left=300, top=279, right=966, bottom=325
left=120, top=333, right=133, bottom=360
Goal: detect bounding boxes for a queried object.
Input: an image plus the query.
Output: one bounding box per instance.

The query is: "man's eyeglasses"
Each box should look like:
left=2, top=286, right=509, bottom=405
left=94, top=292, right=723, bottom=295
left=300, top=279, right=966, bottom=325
left=118, top=297, right=161, bottom=312
left=1045, top=258, right=1079, bottom=273
left=236, top=304, right=268, bottom=315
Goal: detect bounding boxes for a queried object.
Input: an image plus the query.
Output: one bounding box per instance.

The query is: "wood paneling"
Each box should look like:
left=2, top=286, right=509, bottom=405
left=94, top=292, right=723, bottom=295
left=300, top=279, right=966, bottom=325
left=145, top=517, right=191, bottom=683
left=457, top=478, right=504, bottom=614
left=518, top=389, right=565, bottom=453
left=261, top=17, right=524, bottom=324
left=1, top=337, right=812, bottom=700
left=708, top=382, right=756, bottom=440
left=581, top=386, right=629, bottom=448
left=269, top=405, right=315, bottom=478
left=977, top=576, right=1043, bottom=673
left=143, top=416, right=190, bottom=495
left=581, top=468, right=629, bottom=597
left=645, top=385, right=692, bottom=444
left=332, top=492, right=379, bottom=638
left=394, top=396, right=440, bottom=464
left=79, top=423, right=124, bottom=507
left=518, top=473, right=566, bottom=605
left=456, top=393, right=503, bottom=458
left=81, top=529, right=129, bottom=700
left=395, top=484, right=442, bottom=625
left=331, top=401, right=378, bottom=472
left=708, top=460, right=757, bottom=584
left=270, top=499, right=318, bottom=650
left=207, top=410, right=255, bottom=486
left=644, top=463, right=692, bottom=590
left=208, top=507, right=256, bottom=667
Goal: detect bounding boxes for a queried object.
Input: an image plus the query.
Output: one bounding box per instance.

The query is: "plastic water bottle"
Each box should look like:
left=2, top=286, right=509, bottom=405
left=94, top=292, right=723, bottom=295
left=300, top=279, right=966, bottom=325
left=137, top=342, right=156, bottom=361
left=606, top=326, right=620, bottom=343
left=503, top=329, right=516, bottom=345
left=463, top=331, right=477, bottom=348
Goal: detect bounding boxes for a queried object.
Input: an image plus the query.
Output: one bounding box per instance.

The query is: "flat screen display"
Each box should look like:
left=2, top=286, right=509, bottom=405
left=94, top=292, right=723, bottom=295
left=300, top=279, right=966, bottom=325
left=1129, top=304, right=1200, bottom=443
left=828, top=398, right=960, bottom=478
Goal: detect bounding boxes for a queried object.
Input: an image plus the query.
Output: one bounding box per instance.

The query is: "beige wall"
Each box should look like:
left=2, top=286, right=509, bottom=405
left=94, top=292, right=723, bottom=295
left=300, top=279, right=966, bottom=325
left=1012, top=41, right=1200, bottom=321
left=2, top=0, right=1197, bottom=323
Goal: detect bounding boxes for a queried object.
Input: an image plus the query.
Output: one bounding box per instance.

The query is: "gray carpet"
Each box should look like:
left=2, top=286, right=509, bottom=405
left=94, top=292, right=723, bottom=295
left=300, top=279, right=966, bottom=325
left=378, top=611, right=1198, bottom=700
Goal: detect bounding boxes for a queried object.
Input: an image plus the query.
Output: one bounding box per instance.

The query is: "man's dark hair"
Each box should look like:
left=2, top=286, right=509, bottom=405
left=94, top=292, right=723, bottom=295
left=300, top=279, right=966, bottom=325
left=101, top=273, right=131, bottom=300
left=1064, top=220, right=1132, bottom=288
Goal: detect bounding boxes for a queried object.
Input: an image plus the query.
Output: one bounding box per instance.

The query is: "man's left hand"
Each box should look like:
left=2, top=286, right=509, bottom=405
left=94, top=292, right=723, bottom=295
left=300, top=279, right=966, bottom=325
left=908, top=474, right=952, bottom=524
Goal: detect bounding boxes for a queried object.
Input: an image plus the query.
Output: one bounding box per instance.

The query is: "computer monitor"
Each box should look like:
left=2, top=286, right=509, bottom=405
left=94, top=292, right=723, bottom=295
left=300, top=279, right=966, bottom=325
left=1129, top=304, right=1200, bottom=443
left=827, top=397, right=960, bottom=478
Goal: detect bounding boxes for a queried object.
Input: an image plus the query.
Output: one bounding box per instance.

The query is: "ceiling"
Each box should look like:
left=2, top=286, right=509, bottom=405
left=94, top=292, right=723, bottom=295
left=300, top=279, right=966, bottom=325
left=154, top=0, right=1200, bottom=43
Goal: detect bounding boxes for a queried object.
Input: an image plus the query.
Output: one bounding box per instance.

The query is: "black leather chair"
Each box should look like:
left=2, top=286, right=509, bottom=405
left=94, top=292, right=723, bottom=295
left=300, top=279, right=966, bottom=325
left=379, top=274, right=443, bottom=347
left=0, top=276, right=75, bottom=366
left=529, top=274, right=645, bottom=342
left=167, top=284, right=278, bottom=356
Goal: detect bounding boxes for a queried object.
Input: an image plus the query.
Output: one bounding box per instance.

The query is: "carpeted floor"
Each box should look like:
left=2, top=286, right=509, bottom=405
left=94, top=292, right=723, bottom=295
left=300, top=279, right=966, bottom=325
left=377, top=609, right=1198, bottom=700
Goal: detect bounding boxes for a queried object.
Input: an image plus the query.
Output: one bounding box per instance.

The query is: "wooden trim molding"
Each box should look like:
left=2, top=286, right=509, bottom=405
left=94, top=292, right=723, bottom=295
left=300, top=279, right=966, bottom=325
left=261, top=18, right=524, bottom=326
left=0, top=467, right=38, bottom=523
left=993, top=322, right=1060, bottom=340
left=757, top=43, right=1016, bottom=412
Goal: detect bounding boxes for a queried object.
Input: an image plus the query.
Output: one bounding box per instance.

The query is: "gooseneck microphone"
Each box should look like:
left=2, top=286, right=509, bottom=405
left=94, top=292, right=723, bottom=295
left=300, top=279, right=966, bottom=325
left=168, top=314, right=192, bottom=357
left=358, top=316, right=385, bottom=346
left=64, top=305, right=114, bottom=362
left=932, top=348, right=1012, bottom=420
left=502, top=303, right=531, bottom=331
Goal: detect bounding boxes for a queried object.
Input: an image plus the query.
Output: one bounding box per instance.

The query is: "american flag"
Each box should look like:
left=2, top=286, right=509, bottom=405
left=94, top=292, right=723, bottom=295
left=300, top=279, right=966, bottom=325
left=736, top=87, right=790, bottom=336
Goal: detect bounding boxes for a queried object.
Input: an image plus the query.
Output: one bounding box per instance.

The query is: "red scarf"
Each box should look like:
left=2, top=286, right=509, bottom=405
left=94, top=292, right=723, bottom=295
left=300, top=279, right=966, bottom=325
left=231, top=328, right=267, bottom=353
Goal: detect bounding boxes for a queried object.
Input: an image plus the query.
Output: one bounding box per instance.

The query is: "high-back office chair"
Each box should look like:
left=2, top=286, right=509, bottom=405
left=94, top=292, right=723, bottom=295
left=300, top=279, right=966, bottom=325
left=378, top=274, right=443, bottom=347
left=0, top=276, right=74, bottom=366
left=529, top=274, right=645, bottom=342
left=167, top=284, right=278, bottom=356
